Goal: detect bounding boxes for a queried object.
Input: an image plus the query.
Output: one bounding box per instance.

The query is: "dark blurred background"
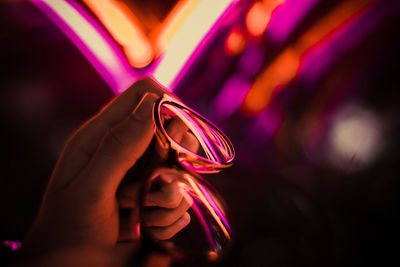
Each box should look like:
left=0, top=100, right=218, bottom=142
left=1, top=0, right=400, bottom=266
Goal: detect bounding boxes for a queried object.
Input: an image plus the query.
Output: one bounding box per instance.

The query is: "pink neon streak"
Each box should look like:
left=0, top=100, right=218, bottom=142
left=197, top=183, right=231, bottom=232
left=30, top=0, right=139, bottom=94
left=3, top=240, right=22, bottom=251
left=191, top=199, right=217, bottom=250
left=31, top=0, right=238, bottom=94
left=152, top=0, right=239, bottom=91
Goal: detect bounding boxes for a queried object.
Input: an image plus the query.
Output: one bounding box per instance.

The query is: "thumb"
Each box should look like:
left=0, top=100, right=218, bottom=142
left=80, top=92, right=160, bottom=197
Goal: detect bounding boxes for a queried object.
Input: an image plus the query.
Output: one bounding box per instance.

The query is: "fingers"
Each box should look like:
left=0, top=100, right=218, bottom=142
left=117, top=182, right=140, bottom=209
left=79, top=92, right=159, bottom=197
left=181, top=131, right=200, bottom=154
left=145, top=180, right=184, bottom=208
left=118, top=208, right=140, bottom=241
left=117, top=179, right=193, bottom=242
left=165, top=117, right=200, bottom=154
left=50, top=78, right=167, bottom=191
left=146, top=212, right=191, bottom=240
left=143, top=192, right=193, bottom=227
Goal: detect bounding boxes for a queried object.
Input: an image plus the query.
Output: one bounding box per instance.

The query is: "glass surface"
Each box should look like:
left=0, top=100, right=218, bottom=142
left=149, top=169, right=232, bottom=260
left=160, top=102, right=234, bottom=172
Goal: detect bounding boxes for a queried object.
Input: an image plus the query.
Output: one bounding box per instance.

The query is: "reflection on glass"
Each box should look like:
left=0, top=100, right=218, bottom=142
left=146, top=94, right=234, bottom=260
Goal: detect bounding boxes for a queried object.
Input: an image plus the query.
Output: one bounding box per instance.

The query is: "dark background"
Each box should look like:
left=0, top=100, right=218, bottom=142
left=1, top=1, right=400, bottom=266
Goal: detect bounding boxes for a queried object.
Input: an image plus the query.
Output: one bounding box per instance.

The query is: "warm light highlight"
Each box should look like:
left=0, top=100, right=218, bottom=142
left=225, top=27, right=246, bottom=56
left=243, top=0, right=374, bottom=115
left=156, top=0, right=201, bottom=54
left=208, top=251, right=219, bottom=261
left=83, top=0, right=153, bottom=68
left=246, top=1, right=270, bottom=37
left=153, top=0, right=235, bottom=89
left=245, top=0, right=285, bottom=37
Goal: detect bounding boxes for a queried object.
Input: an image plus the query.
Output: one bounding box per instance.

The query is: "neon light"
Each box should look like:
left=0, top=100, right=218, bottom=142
left=225, top=27, right=246, bottom=56
left=243, top=0, right=375, bottom=115
left=267, top=0, right=318, bottom=44
left=156, top=0, right=202, bottom=54
left=30, top=0, right=138, bottom=93
left=186, top=176, right=230, bottom=240
left=245, top=0, right=285, bottom=38
left=191, top=199, right=216, bottom=250
left=83, top=0, right=153, bottom=68
left=153, top=0, right=237, bottom=90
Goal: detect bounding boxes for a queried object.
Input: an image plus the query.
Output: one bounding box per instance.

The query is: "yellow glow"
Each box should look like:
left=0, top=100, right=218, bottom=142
left=243, top=0, right=373, bottom=114
left=84, top=0, right=153, bottom=68
left=153, top=0, right=234, bottom=88
left=156, top=0, right=201, bottom=54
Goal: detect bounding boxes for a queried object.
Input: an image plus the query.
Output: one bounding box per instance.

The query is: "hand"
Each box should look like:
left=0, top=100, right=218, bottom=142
left=19, top=78, right=192, bottom=264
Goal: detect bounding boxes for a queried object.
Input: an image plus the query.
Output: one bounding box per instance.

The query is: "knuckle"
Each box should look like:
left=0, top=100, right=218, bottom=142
left=158, top=212, right=176, bottom=227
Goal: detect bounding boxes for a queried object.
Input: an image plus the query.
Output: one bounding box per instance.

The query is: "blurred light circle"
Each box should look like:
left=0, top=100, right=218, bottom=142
left=327, top=104, right=384, bottom=172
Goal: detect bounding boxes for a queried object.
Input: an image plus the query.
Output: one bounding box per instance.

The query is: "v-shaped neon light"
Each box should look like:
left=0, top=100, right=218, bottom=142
left=31, top=0, right=238, bottom=94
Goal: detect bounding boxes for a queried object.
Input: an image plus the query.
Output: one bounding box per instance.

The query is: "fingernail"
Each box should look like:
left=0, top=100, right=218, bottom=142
left=132, top=92, right=159, bottom=121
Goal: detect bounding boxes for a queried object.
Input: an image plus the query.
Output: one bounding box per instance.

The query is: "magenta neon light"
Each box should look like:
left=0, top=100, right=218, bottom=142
left=30, top=0, right=140, bottom=94
left=31, top=0, right=238, bottom=94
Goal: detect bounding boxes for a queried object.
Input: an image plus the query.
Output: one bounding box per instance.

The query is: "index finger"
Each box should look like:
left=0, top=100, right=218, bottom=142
left=51, top=78, right=168, bottom=191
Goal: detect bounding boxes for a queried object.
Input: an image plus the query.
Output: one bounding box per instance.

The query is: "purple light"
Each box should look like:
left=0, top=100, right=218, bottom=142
left=31, top=0, right=141, bottom=94
left=298, top=0, right=398, bottom=87
left=213, top=75, right=251, bottom=119
left=267, top=0, right=318, bottom=45
left=3, top=240, right=22, bottom=251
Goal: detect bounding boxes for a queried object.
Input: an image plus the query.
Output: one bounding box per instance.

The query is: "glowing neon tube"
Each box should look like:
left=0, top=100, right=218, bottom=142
left=153, top=0, right=238, bottom=90
left=30, top=0, right=138, bottom=94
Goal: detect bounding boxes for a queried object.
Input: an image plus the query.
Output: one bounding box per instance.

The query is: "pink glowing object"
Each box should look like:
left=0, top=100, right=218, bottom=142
left=153, top=0, right=238, bottom=90
left=30, top=0, right=139, bottom=94
left=31, top=0, right=238, bottom=93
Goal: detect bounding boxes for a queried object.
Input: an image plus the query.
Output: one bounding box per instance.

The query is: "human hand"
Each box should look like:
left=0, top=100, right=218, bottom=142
left=20, top=78, right=193, bottom=263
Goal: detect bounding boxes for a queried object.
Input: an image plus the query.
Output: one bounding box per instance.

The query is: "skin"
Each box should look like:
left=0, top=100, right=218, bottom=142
left=14, top=78, right=195, bottom=266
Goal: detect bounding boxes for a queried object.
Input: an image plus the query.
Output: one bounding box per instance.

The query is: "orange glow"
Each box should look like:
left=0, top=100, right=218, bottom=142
left=245, top=0, right=285, bottom=38
left=84, top=0, right=153, bottom=68
left=208, top=251, right=219, bottom=261
left=225, top=27, right=246, bottom=56
left=245, top=48, right=299, bottom=113
left=243, top=0, right=374, bottom=115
